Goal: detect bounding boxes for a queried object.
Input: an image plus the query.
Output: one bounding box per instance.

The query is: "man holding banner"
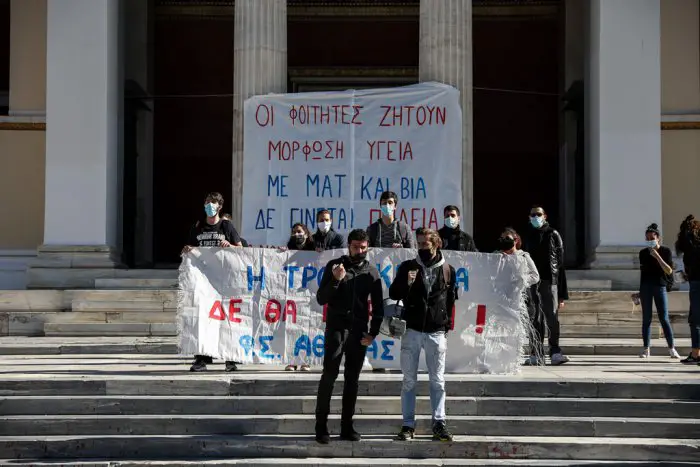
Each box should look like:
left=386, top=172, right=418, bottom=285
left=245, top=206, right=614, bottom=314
left=314, top=229, right=385, bottom=444
left=389, top=228, right=456, bottom=442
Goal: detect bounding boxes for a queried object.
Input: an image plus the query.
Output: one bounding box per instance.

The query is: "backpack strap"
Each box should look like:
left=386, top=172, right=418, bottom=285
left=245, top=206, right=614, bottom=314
left=397, top=221, right=411, bottom=246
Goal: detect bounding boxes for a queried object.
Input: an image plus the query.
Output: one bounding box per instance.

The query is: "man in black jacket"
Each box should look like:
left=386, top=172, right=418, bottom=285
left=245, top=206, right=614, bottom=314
left=522, top=205, right=570, bottom=365
left=389, top=228, right=456, bottom=442
left=439, top=205, right=477, bottom=252
left=314, top=229, right=384, bottom=444
left=313, top=209, right=345, bottom=251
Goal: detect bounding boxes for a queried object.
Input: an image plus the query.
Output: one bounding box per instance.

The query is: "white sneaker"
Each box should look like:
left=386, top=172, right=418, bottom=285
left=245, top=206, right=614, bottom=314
left=639, top=348, right=650, bottom=358
left=550, top=353, right=570, bottom=365
left=669, top=348, right=681, bottom=359
left=523, top=355, right=544, bottom=366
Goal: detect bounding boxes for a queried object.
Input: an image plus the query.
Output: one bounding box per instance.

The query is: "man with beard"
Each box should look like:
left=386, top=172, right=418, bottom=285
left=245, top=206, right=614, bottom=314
left=314, top=229, right=384, bottom=444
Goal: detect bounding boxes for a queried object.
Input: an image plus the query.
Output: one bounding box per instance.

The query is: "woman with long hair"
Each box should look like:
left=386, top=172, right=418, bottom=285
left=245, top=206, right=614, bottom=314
left=285, top=223, right=314, bottom=371
left=676, top=215, right=700, bottom=364
left=637, top=223, right=680, bottom=359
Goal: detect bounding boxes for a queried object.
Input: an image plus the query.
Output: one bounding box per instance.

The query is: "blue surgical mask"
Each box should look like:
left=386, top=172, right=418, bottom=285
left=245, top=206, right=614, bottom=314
left=380, top=204, right=395, bottom=217
left=646, top=240, right=657, bottom=248
left=204, top=203, right=219, bottom=217
left=444, top=217, right=459, bottom=229
left=530, top=216, right=545, bottom=228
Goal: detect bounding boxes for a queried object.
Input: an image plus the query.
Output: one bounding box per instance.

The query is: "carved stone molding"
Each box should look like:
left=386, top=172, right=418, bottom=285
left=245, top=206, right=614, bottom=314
left=0, top=122, right=46, bottom=131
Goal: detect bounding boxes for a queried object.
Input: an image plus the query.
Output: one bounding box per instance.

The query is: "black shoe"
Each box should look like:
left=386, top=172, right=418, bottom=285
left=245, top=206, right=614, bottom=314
left=681, top=354, right=700, bottom=364
left=372, top=368, right=388, bottom=373
left=315, top=420, right=330, bottom=444
left=189, top=359, right=208, bottom=372
left=340, top=423, right=361, bottom=442
left=432, top=422, right=453, bottom=442
left=225, top=361, right=239, bottom=372
left=396, top=426, right=415, bottom=441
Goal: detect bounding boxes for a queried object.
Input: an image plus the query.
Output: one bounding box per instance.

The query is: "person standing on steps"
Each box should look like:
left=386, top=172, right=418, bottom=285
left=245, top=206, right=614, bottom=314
left=314, top=229, right=384, bottom=444
left=389, top=228, right=456, bottom=442
left=675, top=215, right=700, bottom=364
left=182, top=192, right=242, bottom=372
left=367, top=191, right=414, bottom=373
left=439, top=205, right=477, bottom=252
left=637, top=223, right=680, bottom=359
left=313, top=210, right=345, bottom=251
left=522, top=205, right=570, bottom=366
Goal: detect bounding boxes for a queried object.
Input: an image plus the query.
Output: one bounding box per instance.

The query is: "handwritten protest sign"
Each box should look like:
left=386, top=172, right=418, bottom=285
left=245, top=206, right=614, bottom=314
left=178, top=248, right=529, bottom=374
left=241, top=82, right=463, bottom=246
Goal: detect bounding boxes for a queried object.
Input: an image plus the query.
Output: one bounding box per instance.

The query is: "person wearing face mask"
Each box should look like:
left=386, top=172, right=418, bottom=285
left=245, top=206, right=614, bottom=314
left=439, top=205, right=477, bottom=252
left=522, top=205, right=570, bottom=365
left=636, top=223, right=680, bottom=359
left=497, top=228, right=544, bottom=365
left=312, top=210, right=345, bottom=252
left=367, top=191, right=415, bottom=249
left=389, top=228, right=457, bottom=443
left=182, top=192, right=243, bottom=372
left=676, top=215, right=700, bottom=364
left=314, top=229, right=384, bottom=444
left=287, top=223, right=315, bottom=251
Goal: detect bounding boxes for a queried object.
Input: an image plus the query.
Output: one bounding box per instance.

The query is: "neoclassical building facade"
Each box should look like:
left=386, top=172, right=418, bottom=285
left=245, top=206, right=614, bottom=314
left=0, top=0, right=699, bottom=289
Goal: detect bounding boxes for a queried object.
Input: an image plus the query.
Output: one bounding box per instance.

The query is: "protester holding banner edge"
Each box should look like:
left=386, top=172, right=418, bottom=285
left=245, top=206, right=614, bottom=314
left=183, top=192, right=243, bottom=372
left=389, top=227, right=456, bottom=442
left=313, top=209, right=345, bottom=251
left=314, top=229, right=384, bottom=444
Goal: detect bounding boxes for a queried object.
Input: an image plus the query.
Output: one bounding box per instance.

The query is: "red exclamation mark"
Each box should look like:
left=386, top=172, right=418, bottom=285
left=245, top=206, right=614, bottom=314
left=475, top=305, right=486, bottom=334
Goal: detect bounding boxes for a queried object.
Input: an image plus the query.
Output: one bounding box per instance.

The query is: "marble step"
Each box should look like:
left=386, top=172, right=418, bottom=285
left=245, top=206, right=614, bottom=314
left=1, top=377, right=697, bottom=400
left=1, top=435, right=698, bottom=462
left=43, top=322, right=175, bottom=337
left=1, top=414, right=698, bottom=438
left=94, top=278, right=178, bottom=289
left=2, top=395, right=698, bottom=419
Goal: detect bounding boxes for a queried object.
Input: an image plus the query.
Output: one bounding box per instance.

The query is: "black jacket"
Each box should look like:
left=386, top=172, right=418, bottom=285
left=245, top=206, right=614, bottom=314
left=439, top=226, right=477, bottom=252
left=523, top=223, right=569, bottom=300
left=317, top=255, right=384, bottom=336
left=287, top=238, right=316, bottom=251
left=312, top=229, right=345, bottom=251
left=681, top=236, right=700, bottom=281
left=389, top=252, right=458, bottom=333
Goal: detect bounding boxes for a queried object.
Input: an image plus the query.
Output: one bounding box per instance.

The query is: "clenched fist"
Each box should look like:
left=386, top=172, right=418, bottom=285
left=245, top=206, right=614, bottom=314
left=408, top=269, right=418, bottom=286
left=333, top=263, right=346, bottom=281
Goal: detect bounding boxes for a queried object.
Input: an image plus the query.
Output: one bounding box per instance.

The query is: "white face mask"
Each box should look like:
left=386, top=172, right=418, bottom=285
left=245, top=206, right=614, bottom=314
left=444, top=217, right=459, bottom=229
left=317, top=221, right=331, bottom=233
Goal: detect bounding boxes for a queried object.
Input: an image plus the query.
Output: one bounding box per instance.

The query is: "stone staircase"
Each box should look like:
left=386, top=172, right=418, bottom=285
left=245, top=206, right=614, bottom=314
left=0, top=345, right=698, bottom=465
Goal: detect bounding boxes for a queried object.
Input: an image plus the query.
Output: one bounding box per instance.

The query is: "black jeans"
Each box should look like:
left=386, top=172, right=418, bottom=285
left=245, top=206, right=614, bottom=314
left=315, top=328, right=368, bottom=424
left=526, top=285, right=545, bottom=357
left=193, top=355, right=237, bottom=364
left=537, top=280, right=562, bottom=356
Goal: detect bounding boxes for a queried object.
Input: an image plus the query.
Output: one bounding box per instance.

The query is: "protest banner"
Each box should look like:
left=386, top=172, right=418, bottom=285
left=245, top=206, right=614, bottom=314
left=178, top=247, right=529, bottom=374
left=241, top=82, right=462, bottom=246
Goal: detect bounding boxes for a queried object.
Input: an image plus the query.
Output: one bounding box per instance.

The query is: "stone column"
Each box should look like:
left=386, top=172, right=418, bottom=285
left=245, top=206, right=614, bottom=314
left=587, top=0, right=661, bottom=285
left=232, top=0, right=287, bottom=229
left=28, top=0, right=122, bottom=288
left=419, top=0, right=473, bottom=233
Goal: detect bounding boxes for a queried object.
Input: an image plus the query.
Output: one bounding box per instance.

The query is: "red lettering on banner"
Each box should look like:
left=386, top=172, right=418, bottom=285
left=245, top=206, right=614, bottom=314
left=378, top=105, right=447, bottom=127
left=475, top=304, right=486, bottom=334
left=322, top=304, right=328, bottom=323
left=209, top=301, right=226, bottom=321
left=265, top=299, right=282, bottom=323
left=268, top=140, right=344, bottom=161
left=287, top=104, right=364, bottom=126
left=367, top=140, right=413, bottom=161
left=284, top=300, right=297, bottom=324
left=255, top=104, right=274, bottom=127
left=229, top=299, right=243, bottom=323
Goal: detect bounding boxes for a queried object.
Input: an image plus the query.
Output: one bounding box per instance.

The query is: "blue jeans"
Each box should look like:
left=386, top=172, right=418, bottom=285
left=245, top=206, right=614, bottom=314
left=400, top=329, right=446, bottom=429
left=640, top=283, right=674, bottom=348
left=689, top=281, right=700, bottom=349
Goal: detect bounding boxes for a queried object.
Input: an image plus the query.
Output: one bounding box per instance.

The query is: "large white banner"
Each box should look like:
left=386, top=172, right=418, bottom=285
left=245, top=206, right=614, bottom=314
left=242, top=82, right=463, bottom=246
left=178, top=248, right=529, bottom=374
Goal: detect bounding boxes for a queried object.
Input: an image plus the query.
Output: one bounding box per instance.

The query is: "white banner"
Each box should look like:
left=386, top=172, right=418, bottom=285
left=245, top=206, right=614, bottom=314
left=242, top=82, right=463, bottom=246
left=178, top=248, right=529, bottom=374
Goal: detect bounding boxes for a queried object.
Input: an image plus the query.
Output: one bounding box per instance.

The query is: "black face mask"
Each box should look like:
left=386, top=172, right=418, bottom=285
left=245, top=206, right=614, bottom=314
left=350, top=252, right=367, bottom=263
left=418, top=249, right=434, bottom=263
left=498, top=236, right=516, bottom=251
left=294, top=235, right=306, bottom=245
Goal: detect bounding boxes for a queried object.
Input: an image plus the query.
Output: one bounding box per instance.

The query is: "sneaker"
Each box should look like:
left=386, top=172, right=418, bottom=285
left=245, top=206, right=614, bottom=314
left=339, top=423, right=361, bottom=442
left=189, top=359, right=208, bottom=372
left=396, top=426, right=415, bottom=441
left=300, top=364, right=311, bottom=372
left=523, top=355, right=544, bottom=366
left=669, top=348, right=681, bottom=359
left=432, top=422, right=453, bottom=442
left=639, top=348, right=651, bottom=359
left=285, top=365, right=297, bottom=371
left=224, top=361, right=239, bottom=372
left=681, top=353, right=700, bottom=364
left=315, top=420, right=330, bottom=444
left=550, top=353, right=570, bottom=365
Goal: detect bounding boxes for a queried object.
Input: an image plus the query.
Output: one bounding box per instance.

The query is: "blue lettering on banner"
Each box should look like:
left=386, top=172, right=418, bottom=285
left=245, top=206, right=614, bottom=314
left=400, top=177, right=427, bottom=200
left=456, top=267, right=469, bottom=292
left=258, top=335, right=275, bottom=359
left=366, top=339, right=395, bottom=361
left=306, top=174, right=346, bottom=198
left=294, top=334, right=325, bottom=358
left=247, top=266, right=266, bottom=291
left=301, top=266, right=318, bottom=289
left=268, top=175, right=288, bottom=197
left=239, top=335, right=254, bottom=356
left=378, top=264, right=392, bottom=288
left=316, top=267, right=325, bottom=287
left=360, top=176, right=390, bottom=200
left=381, top=340, right=395, bottom=360
left=255, top=209, right=276, bottom=230
left=284, top=265, right=300, bottom=289
left=312, top=335, right=325, bottom=357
